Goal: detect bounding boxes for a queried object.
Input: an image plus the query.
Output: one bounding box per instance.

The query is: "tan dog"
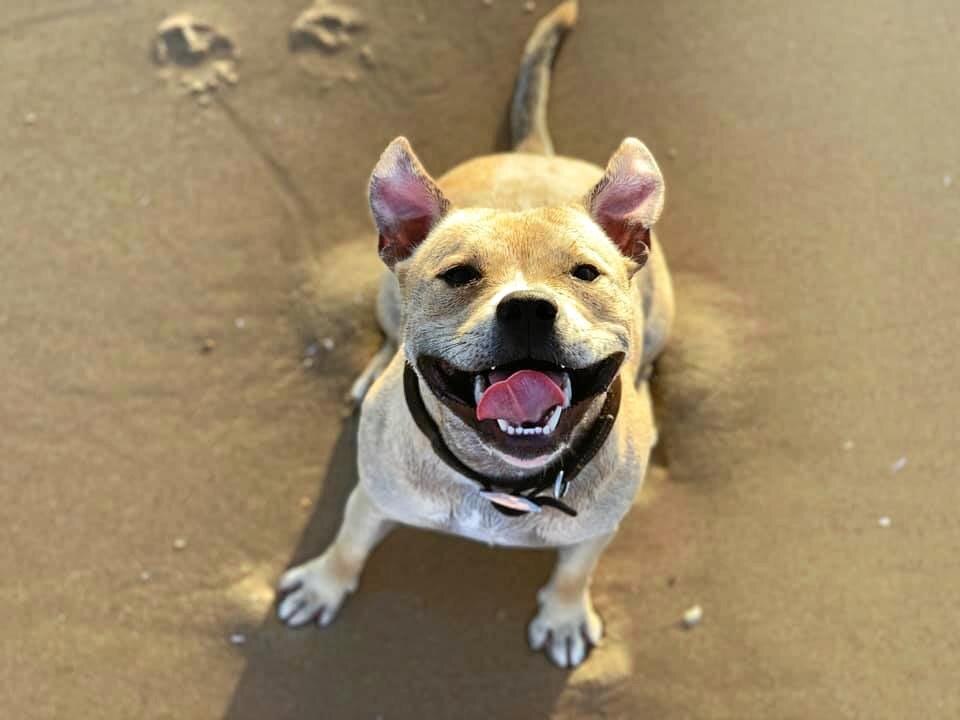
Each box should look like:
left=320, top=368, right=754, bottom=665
left=278, top=1, right=673, bottom=668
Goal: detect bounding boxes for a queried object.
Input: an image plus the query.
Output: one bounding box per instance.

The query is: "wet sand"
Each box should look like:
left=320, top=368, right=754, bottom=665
left=3, top=1, right=959, bottom=718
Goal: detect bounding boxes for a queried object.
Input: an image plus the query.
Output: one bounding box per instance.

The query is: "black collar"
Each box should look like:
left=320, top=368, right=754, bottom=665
left=403, top=363, right=622, bottom=517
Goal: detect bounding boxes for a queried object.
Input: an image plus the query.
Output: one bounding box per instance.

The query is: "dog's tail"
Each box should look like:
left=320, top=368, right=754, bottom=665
left=510, top=1, right=578, bottom=155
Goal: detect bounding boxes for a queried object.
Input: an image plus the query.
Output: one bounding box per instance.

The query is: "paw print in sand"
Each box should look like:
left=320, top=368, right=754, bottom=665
left=289, top=3, right=366, bottom=52
left=289, top=3, right=375, bottom=86
left=153, top=13, right=239, bottom=106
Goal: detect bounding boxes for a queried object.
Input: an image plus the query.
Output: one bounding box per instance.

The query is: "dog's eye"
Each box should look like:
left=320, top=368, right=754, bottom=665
left=571, top=264, right=601, bottom=282
left=439, top=264, right=481, bottom=287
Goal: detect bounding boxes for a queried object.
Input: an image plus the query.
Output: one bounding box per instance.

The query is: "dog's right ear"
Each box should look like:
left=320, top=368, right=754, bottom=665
left=368, top=137, right=450, bottom=269
left=584, top=138, right=665, bottom=268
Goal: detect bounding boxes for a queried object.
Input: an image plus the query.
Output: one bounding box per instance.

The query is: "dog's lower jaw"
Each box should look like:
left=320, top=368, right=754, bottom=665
left=486, top=441, right=568, bottom=470
left=427, top=391, right=606, bottom=482
left=442, top=419, right=550, bottom=481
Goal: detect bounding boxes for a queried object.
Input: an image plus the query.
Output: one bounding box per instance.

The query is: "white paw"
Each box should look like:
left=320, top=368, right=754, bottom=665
left=276, top=555, right=356, bottom=628
left=528, top=590, right=604, bottom=668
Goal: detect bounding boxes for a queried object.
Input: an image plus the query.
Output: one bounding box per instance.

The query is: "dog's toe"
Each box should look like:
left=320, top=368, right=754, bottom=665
left=541, top=623, right=589, bottom=668
left=278, top=565, right=305, bottom=592
left=528, top=616, right=549, bottom=651
left=286, top=598, right=323, bottom=627
left=545, top=631, right=587, bottom=668
left=277, top=592, right=305, bottom=622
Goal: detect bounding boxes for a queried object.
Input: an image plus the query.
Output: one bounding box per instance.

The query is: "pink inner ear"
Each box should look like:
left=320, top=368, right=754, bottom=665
left=594, top=175, right=658, bottom=220
left=587, top=140, right=664, bottom=263
left=589, top=175, right=658, bottom=263
left=371, top=174, right=444, bottom=266
left=369, top=139, right=450, bottom=267
left=374, top=174, right=441, bottom=224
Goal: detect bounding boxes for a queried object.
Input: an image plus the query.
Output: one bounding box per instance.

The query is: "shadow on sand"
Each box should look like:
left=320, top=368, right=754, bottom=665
left=224, top=412, right=571, bottom=720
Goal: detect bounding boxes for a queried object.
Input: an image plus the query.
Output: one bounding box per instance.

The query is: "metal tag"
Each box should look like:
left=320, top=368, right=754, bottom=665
left=479, top=491, right=542, bottom=514
left=553, top=470, right=568, bottom=499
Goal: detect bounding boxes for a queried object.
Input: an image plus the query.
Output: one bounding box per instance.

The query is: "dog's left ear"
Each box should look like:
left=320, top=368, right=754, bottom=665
left=369, top=137, right=451, bottom=269
left=585, top=138, right=664, bottom=267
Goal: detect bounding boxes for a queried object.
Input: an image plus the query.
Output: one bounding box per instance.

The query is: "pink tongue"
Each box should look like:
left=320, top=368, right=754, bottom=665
left=476, top=370, right=565, bottom=425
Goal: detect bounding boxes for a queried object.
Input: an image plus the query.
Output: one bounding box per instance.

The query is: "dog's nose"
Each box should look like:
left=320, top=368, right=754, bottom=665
left=496, top=292, right=558, bottom=334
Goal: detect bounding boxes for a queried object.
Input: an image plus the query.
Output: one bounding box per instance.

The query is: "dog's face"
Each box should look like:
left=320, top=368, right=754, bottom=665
left=369, top=138, right=664, bottom=468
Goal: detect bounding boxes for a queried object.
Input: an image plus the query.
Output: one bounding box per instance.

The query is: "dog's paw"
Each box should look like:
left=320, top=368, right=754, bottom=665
left=527, top=590, right=604, bottom=668
left=276, top=555, right=356, bottom=628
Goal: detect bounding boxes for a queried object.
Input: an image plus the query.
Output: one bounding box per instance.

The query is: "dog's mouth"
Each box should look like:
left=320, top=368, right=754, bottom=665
left=417, top=353, right=624, bottom=457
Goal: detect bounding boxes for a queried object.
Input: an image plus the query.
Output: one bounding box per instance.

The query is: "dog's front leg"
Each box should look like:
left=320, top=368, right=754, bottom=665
left=528, top=532, right=614, bottom=668
left=277, top=485, right=395, bottom=627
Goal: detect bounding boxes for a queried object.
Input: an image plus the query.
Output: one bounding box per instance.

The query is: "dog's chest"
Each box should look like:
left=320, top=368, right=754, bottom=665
left=363, top=456, right=619, bottom=548
left=445, top=503, right=511, bottom=545
left=394, top=478, right=551, bottom=547
left=358, top=379, right=641, bottom=548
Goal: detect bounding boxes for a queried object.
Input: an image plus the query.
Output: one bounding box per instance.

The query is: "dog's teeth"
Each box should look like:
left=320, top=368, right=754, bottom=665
left=562, top=374, right=572, bottom=407
left=544, top=406, right=562, bottom=435
left=473, top=375, right=485, bottom=405
left=497, top=420, right=558, bottom=437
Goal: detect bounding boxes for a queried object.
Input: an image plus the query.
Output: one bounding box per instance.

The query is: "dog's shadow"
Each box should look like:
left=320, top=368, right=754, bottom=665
left=224, top=411, right=571, bottom=720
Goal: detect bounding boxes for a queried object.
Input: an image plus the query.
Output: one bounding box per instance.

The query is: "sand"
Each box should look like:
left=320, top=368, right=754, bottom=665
left=3, top=1, right=959, bottom=718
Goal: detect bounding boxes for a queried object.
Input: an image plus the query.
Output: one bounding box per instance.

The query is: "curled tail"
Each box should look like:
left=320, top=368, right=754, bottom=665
left=510, top=1, right=578, bottom=155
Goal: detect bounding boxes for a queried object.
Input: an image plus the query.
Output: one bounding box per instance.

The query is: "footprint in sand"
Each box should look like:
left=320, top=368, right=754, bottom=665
left=289, top=2, right=374, bottom=85
left=152, top=13, right=239, bottom=105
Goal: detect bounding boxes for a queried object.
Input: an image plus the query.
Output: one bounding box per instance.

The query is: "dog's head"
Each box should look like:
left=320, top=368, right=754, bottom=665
left=369, top=137, right=664, bottom=470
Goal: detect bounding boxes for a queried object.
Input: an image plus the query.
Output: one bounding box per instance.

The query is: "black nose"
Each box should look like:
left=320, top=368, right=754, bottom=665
left=496, top=292, right=558, bottom=334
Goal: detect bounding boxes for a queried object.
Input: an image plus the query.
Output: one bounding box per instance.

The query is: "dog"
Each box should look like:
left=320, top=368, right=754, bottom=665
left=277, top=0, right=673, bottom=668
